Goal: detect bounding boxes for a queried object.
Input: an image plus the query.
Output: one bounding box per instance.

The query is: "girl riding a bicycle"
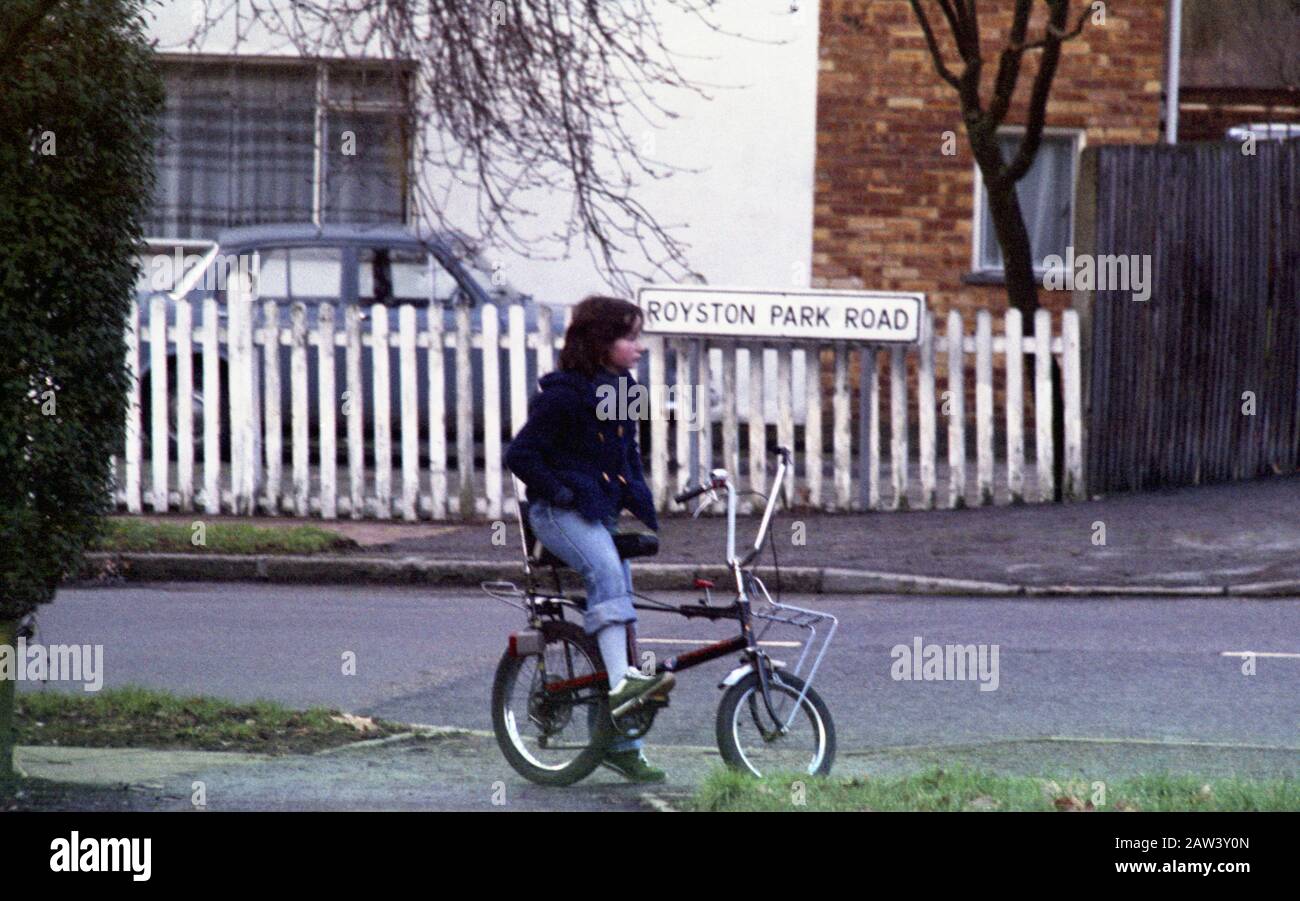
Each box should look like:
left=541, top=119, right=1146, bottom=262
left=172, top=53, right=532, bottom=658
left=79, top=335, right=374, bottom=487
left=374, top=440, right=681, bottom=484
left=503, top=294, right=675, bottom=783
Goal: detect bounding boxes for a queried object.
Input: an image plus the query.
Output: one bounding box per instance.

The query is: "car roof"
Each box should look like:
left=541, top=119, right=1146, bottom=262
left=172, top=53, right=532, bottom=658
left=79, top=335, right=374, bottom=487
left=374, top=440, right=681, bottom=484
left=209, top=222, right=555, bottom=310
left=215, top=222, right=454, bottom=255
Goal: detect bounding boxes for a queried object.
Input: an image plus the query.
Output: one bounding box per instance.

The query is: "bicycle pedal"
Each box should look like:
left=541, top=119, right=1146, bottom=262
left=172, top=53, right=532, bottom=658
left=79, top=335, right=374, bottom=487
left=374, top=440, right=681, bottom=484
left=611, top=693, right=663, bottom=718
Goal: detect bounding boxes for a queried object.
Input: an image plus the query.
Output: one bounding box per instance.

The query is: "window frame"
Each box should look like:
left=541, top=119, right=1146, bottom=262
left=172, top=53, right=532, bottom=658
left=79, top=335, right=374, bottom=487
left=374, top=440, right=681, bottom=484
left=968, top=125, right=1086, bottom=282
left=147, top=52, right=416, bottom=240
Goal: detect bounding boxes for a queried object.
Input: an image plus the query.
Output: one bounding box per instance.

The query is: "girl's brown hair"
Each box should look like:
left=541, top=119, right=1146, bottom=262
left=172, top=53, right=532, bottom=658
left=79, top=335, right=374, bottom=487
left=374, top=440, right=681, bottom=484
left=557, top=295, right=643, bottom=380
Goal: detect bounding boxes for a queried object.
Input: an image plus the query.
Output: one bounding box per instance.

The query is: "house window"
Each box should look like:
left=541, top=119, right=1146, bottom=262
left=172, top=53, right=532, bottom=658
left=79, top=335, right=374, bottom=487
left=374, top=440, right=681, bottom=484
left=146, top=56, right=412, bottom=239
left=973, top=130, right=1082, bottom=274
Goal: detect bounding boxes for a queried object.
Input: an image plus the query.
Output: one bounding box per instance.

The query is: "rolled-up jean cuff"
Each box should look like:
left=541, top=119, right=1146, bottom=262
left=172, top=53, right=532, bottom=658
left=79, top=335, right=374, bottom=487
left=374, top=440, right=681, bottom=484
left=583, top=594, right=636, bottom=635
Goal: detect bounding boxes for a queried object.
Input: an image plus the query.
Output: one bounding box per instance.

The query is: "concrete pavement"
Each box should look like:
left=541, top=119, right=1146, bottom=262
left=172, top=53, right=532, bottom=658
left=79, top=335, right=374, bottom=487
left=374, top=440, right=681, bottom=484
left=84, top=475, right=1300, bottom=596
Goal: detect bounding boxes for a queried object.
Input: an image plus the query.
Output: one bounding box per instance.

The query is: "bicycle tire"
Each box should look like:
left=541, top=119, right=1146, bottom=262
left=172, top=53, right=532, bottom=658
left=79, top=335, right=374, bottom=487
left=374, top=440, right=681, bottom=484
left=715, top=668, right=836, bottom=778
left=491, top=619, right=615, bottom=786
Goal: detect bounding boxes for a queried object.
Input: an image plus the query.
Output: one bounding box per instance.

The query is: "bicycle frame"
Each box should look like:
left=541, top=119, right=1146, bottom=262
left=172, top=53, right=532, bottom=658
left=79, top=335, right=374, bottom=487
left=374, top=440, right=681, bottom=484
left=481, top=445, right=837, bottom=735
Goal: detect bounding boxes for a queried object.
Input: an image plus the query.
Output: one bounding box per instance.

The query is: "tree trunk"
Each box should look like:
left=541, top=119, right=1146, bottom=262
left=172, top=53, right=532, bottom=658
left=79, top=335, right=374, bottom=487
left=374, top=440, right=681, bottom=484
left=985, top=184, right=1041, bottom=319
left=0, top=617, right=15, bottom=793
left=981, top=170, right=1068, bottom=499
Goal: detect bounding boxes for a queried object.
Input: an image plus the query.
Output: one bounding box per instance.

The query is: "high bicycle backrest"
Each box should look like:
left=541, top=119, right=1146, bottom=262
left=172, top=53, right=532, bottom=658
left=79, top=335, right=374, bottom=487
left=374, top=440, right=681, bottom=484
left=673, top=444, right=793, bottom=587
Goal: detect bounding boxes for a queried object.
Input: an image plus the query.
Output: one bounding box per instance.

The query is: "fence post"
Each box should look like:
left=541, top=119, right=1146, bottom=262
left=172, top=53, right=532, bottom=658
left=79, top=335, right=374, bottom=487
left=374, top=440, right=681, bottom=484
left=748, top=345, right=766, bottom=514
left=508, top=301, right=527, bottom=438
left=805, top=344, right=823, bottom=509
left=648, top=334, right=668, bottom=511
left=889, top=344, right=909, bottom=510
left=229, top=278, right=257, bottom=515
left=1034, top=309, right=1056, bottom=502
left=947, top=311, right=966, bottom=509
left=537, top=305, right=554, bottom=376
left=482, top=303, right=502, bottom=521
left=318, top=303, right=337, bottom=519
left=721, top=341, right=740, bottom=504
left=1004, top=309, right=1025, bottom=503
left=290, top=301, right=309, bottom=517
left=202, top=297, right=221, bottom=514
left=399, top=304, right=419, bottom=521
left=1062, top=310, right=1086, bottom=500
left=975, top=310, right=994, bottom=505
left=149, top=294, right=169, bottom=512
left=917, top=311, right=937, bottom=510
left=372, top=304, right=392, bottom=519
left=696, top=340, right=713, bottom=497
left=175, top=299, right=194, bottom=511
left=123, top=299, right=142, bottom=514
left=859, top=346, right=879, bottom=510
left=428, top=304, right=447, bottom=520
left=673, top=340, right=691, bottom=496
left=456, top=304, right=474, bottom=518
left=345, top=305, right=365, bottom=518
left=262, top=299, right=282, bottom=514
left=776, top=344, right=794, bottom=507
left=833, top=342, right=851, bottom=510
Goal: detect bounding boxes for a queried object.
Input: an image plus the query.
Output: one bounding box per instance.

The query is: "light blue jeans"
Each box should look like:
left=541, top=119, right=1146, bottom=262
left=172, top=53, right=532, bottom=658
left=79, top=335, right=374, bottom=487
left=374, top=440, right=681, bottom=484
left=527, top=497, right=641, bottom=752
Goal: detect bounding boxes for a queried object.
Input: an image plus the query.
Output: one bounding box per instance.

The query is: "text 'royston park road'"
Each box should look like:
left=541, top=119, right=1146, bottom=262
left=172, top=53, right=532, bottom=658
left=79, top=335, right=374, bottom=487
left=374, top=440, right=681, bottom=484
left=637, top=287, right=924, bottom=344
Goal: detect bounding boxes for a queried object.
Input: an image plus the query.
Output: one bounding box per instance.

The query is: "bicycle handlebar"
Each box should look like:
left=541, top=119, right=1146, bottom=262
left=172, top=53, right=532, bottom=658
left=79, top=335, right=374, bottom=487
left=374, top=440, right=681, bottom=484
left=673, top=445, right=791, bottom=506
left=673, top=482, right=713, bottom=505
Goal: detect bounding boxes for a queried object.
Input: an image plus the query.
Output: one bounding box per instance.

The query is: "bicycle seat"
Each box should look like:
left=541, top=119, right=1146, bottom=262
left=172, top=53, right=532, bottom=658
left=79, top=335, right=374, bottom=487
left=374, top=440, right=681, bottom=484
left=517, top=501, right=659, bottom=570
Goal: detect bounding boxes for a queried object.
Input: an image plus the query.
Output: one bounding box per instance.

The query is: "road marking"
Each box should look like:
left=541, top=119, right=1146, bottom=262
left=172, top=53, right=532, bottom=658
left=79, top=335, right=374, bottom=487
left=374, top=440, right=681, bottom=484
left=638, top=637, right=801, bottom=648
left=1220, top=651, right=1300, bottom=659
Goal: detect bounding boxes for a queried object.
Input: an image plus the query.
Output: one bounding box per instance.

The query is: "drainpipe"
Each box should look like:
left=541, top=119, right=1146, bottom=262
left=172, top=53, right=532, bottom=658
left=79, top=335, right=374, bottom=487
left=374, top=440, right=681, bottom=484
left=1165, top=0, right=1183, bottom=144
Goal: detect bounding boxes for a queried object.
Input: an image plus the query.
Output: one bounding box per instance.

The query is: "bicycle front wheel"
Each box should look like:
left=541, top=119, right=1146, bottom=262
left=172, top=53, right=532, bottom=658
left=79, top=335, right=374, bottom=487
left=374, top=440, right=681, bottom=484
left=715, top=669, right=836, bottom=778
left=491, top=620, right=615, bottom=786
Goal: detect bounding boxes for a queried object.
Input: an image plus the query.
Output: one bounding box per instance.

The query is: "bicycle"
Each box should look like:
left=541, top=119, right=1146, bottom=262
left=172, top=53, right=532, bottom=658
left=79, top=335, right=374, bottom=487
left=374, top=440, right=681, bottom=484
left=481, top=445, right=837, bottom=786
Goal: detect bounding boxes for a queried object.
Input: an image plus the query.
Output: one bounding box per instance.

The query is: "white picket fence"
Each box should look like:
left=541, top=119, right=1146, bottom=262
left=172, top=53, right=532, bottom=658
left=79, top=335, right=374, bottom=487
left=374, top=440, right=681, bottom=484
left=648, top=308, right=1085, bottom=515
left=115, top=286, right=1085, bottom=520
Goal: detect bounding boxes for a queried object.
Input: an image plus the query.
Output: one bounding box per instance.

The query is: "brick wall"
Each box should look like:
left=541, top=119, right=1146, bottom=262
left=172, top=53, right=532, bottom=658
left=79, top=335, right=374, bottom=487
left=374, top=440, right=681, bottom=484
left=1178, top=87, right=1300, bottom=142
left=812, top=0, right=1168, bottom=321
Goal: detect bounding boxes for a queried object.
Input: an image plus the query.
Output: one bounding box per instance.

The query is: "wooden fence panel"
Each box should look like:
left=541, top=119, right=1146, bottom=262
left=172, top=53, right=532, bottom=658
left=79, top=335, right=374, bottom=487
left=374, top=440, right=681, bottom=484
left=1083, top=142, right=1299, bottom=492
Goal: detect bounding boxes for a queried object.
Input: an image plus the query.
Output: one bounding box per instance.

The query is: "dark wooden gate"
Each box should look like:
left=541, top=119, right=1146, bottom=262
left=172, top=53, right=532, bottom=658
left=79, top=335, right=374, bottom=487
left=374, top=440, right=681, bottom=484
left=1074, top=141, right=1299, bottom=494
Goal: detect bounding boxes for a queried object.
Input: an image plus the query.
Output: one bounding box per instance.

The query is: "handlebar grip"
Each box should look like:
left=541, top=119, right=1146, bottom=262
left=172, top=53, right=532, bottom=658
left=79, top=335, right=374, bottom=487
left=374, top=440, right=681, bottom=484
left=673, top=483, right=710, bottom=505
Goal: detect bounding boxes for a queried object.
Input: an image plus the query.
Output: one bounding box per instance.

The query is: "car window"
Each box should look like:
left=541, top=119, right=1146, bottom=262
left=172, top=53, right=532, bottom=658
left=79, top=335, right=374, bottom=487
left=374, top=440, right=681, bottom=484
left=254, top=247, right=342, bottom=302
left=359, top=247, right=458, bottom=305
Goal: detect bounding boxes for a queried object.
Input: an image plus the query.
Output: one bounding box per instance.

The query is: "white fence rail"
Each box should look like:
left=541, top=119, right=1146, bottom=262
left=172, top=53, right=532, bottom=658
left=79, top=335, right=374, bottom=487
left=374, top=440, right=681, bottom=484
left=115, top=295, right=1085, bottom=520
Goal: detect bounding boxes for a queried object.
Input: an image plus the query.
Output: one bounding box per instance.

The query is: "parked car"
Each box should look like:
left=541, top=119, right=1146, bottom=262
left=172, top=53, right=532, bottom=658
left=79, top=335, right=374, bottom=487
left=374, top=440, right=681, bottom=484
left=136, top=222, right=551, bottom=461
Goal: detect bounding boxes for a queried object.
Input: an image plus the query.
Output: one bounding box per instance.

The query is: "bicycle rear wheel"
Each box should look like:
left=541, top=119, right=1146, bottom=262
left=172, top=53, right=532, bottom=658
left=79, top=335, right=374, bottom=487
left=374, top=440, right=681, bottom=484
left=491, top=619, right=615, bottom=786
left=715, top=669, right=835, bottom=778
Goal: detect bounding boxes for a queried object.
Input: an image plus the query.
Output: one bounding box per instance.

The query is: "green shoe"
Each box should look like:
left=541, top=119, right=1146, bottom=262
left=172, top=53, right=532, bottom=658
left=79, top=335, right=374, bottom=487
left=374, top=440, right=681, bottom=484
left=601, top=748, right=666, bottom=783
left=607, top=670, right=675, bottom=718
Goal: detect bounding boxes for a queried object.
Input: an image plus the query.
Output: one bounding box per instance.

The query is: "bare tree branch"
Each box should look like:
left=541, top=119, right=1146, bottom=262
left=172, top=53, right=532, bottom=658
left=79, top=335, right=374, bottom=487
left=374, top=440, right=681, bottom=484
left=177, top=0, right=790, bottom=294
left=1001, top=0, right=1083, bottom=184
left=909, top=0, right=962, bottom=88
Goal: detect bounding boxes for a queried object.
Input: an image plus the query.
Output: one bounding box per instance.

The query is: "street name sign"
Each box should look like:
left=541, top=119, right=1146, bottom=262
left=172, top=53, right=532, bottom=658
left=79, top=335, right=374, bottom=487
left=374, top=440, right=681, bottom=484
left=636, top=285, right=924, bottom=344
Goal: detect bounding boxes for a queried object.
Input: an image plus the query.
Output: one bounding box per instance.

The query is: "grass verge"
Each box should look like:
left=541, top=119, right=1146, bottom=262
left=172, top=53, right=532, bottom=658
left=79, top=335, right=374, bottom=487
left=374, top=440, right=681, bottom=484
left=15, top=685, right=406, bottom=755
left=95, top=519, right=356, bottom=555
left=687, top=765, right=1300, bottom=812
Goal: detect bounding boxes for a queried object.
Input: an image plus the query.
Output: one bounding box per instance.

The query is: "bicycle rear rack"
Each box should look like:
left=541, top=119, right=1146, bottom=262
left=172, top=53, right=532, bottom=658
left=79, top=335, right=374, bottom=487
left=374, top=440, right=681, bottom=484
left=480, top=580, right=529, bottom=612
left=745, top=572, right=838, bottom=732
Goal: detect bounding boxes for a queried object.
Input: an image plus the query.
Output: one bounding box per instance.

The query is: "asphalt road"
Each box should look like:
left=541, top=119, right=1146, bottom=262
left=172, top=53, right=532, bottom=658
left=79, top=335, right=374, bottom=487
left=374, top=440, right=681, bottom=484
left=27, top=583, right=1299, bottom=752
